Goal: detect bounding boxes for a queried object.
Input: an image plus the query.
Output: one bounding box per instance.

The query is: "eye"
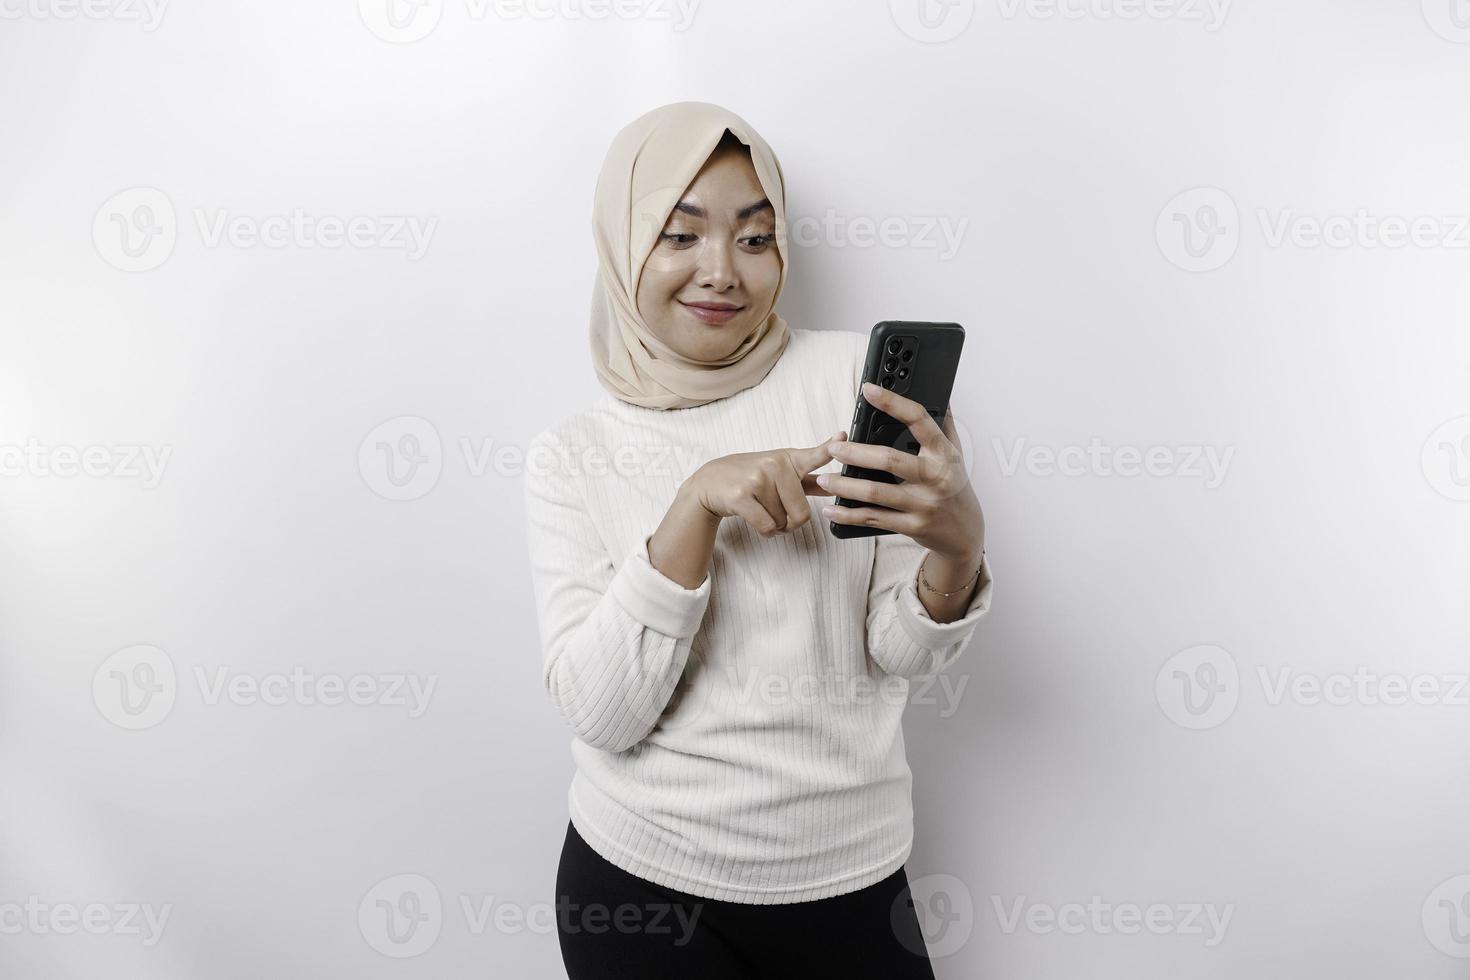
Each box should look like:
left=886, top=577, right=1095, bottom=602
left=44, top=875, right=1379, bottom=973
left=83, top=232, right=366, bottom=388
left=742, top=234, right=774, bottom=250
left=660, top=232, right=697, bottom=248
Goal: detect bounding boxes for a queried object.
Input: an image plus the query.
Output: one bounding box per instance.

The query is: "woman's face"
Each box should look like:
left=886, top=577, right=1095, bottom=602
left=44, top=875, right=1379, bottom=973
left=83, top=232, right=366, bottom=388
left=634, top=146, right=782, bottom=362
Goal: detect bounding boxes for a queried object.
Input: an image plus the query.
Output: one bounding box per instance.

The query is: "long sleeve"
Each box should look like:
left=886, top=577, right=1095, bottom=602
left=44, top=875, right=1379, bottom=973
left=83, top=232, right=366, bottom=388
left=523, top=432, right=712, bottom=753
left=864, top=532, right=994, bottom=680
left=528, top=329, right=1003, bottom=904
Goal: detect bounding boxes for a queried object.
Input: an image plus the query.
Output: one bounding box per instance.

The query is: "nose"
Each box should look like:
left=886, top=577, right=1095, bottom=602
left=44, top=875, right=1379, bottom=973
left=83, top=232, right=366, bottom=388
left=694, top=237, right=738, bottom=292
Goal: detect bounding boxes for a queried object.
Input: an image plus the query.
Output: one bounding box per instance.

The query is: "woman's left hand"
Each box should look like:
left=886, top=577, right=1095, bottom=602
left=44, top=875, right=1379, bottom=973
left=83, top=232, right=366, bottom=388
left=815, top=382, right=986, bottom=564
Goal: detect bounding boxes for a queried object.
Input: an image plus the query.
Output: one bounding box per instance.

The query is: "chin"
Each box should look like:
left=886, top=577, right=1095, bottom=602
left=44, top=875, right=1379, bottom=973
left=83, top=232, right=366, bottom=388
left=664, top=317, right=753, bottom=361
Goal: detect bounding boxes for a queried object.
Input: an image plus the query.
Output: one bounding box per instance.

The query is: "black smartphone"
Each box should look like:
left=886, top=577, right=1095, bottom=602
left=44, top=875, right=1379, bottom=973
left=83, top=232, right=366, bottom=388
left=830, top=321, right=965, bottom=540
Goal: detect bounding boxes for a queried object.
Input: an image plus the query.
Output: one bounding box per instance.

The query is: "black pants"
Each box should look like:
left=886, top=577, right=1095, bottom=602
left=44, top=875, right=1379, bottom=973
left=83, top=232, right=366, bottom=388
left=555, top=820, right=937, bottom=979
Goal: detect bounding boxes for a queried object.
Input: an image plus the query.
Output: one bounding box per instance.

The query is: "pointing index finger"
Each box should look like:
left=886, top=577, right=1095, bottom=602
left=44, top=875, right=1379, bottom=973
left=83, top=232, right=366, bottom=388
left=789, top=432, right=845, bottom=475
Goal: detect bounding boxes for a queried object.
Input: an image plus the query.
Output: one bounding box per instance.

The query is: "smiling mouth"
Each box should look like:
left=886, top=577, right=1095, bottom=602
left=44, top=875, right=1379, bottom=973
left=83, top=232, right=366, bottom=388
left=679, top=301, right=744, bottom=324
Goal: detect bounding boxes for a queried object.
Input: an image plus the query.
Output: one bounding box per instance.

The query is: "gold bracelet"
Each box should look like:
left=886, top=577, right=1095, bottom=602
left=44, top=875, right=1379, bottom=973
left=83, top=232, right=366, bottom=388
left=918, top=549, right=986, bottom=598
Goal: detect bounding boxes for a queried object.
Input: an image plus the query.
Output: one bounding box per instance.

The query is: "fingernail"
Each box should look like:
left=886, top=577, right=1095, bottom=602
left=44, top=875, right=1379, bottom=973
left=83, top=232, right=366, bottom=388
left=822, top=505, right=836, bottom=516
left=816, top=474, right=829, bottom=487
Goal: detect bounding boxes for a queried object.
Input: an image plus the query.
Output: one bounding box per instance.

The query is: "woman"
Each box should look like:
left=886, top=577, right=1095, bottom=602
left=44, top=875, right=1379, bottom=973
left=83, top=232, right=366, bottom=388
left=524, top=101, right=994, bottom=978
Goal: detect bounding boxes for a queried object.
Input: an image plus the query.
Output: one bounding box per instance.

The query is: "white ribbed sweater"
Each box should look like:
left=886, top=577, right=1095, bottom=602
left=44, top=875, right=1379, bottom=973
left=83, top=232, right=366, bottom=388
left=523, top=327, right=994, bottom=904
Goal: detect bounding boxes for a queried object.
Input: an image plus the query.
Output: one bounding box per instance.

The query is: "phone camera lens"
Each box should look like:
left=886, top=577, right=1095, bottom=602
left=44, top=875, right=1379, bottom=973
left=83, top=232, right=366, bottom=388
left=880, top=375, right=896, bottom=389
left=884, top=358, right=898, bottom=372
left=886, top=339, right=902, bottom=355
left=901, top=350, right=913, bottom=362
left=897, top=367, right=909, bottom=380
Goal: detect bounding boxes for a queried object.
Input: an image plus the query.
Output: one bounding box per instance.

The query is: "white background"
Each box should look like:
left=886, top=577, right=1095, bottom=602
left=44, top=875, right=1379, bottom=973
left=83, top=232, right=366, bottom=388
left=3, top=0, right=1469, bottom=976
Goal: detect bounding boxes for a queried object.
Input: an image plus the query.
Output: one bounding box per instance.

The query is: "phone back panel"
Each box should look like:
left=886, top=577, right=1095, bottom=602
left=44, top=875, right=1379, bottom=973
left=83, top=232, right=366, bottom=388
left=830, top=321, right=965, bottom=539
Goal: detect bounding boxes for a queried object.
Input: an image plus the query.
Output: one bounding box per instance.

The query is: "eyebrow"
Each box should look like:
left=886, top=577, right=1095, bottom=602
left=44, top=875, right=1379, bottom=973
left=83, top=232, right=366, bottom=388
left=672, top=198, right=773, bottom=221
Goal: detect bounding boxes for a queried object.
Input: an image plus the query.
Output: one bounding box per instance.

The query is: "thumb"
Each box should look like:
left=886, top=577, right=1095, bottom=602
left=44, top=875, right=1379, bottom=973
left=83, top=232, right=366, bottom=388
left=789, top=431, right=845, bottom=475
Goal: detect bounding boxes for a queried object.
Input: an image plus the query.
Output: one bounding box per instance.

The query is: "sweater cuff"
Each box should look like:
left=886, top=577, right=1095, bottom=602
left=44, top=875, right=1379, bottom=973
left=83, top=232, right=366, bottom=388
left=607, top=533, right=713, bottom=640
left=895, top=552, right=994, bottom=650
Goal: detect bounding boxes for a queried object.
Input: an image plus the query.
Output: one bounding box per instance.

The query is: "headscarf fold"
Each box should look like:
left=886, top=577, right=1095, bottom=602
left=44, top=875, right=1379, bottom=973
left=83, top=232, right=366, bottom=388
left=590, top=101, right=791, bottom=410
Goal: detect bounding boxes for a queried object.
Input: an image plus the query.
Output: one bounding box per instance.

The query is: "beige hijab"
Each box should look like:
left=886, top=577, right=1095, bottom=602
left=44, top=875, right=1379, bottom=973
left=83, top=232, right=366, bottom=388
left=590, top=101, right=792, bottom=410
